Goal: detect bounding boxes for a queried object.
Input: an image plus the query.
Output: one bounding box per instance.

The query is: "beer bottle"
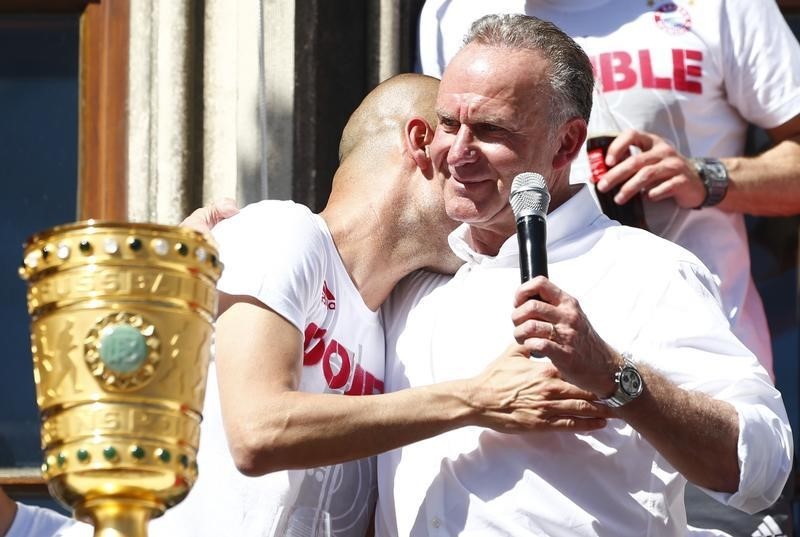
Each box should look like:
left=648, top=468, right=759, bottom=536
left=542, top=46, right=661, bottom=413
left=586, top=87, right=648, bottom=230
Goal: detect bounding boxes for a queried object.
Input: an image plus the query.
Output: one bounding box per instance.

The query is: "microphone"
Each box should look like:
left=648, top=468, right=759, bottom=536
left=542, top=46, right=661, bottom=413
left=509, top=172, right=550, bottom=283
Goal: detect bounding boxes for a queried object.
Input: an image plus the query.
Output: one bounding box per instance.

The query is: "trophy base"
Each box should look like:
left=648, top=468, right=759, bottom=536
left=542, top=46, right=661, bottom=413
left=76, top=497, right=162, bottom=537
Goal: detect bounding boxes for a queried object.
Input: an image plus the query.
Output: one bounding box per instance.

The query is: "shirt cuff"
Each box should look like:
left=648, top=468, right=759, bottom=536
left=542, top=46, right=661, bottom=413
left=697, top=402, right=793, bottom=514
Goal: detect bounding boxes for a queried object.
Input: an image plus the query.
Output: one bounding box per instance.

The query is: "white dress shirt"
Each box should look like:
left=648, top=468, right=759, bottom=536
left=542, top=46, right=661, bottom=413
left=376, top=186, right=791, bottom=536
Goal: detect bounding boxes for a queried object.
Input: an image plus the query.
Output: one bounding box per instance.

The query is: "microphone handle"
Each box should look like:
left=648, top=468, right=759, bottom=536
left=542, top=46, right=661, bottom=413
left=516, top=214, right=548, bottom=283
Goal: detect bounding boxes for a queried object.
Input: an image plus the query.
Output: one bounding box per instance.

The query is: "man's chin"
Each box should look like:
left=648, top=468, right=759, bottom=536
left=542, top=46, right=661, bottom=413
left=444, top=199, right=480, bottom=224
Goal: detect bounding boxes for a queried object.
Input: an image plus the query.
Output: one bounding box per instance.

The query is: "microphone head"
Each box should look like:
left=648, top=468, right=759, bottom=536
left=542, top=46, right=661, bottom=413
left=510, top=172, right=550, bottom=220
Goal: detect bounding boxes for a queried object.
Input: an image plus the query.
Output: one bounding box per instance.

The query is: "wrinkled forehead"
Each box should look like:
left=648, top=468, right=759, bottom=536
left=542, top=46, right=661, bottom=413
left=437, top=44, right=551, bottom=119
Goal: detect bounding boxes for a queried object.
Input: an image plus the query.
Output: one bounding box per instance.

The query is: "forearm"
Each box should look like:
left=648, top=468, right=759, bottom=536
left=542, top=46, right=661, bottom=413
left=616, top=364, right=740, bottom=493
left=216, top=299, right=482, bottom=476
left=718, top=136, right=800, bottom=215
left=225, top=378, right=478, bottom=475
left=225, top=349, right=612, bottom=476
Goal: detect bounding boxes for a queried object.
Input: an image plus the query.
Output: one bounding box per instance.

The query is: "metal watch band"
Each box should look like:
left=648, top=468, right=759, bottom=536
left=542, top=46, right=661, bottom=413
left=599, top=353, right=644, bottom=408
left=690, top=157, right=729, bottom=209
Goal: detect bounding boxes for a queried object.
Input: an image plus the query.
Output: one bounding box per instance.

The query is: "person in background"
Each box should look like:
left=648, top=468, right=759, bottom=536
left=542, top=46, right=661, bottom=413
left=418, top=0, right=800, bottom=379
left=417, top=3, right=800, bottom=533
left=374, top=13, right=792, bottom=536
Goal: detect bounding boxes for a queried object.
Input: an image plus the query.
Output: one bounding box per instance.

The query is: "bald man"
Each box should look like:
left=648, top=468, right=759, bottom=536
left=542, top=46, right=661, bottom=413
left=24, top=73, right=608, bottom=537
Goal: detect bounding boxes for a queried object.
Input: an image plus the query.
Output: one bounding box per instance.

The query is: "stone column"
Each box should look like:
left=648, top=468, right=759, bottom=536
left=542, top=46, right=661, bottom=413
left=127, top=0, right=202, bottom=224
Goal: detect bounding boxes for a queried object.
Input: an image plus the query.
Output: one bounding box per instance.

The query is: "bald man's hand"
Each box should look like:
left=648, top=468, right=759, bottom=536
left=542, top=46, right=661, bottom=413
left=180, top=198, right=240, bottom=235
left=470, top=344, right=611, bottom=433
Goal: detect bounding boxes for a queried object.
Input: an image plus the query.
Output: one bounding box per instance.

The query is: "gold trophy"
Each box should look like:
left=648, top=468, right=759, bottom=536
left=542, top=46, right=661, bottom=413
left=18, top=221, right=222, bottom=537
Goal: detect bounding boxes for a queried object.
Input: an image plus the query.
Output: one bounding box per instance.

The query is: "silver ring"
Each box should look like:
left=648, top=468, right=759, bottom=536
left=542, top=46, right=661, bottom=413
left=548, top=323, right=557, bottom=341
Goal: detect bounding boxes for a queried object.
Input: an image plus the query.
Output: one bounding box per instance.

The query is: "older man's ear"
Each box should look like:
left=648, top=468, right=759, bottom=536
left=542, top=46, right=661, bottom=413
left=405, top=117, right=436, bottom=174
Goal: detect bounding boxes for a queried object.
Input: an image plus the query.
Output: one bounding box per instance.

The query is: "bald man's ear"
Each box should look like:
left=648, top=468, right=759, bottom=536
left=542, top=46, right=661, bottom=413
left=552, top=117, right=587, bottom=171
left=405, top=117, right=435, bottom=173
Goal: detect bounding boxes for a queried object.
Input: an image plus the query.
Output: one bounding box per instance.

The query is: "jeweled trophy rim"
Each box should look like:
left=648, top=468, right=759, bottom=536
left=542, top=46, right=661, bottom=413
left=23, top=219, right=210, bottom=249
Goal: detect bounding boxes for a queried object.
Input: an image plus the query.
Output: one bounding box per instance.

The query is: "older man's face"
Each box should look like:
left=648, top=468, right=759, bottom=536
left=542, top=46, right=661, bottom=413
left=429, top=43, right=557, bottom=253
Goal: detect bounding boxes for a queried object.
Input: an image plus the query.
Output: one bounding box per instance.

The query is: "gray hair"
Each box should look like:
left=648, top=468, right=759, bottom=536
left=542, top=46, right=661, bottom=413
left=464, top=14, right=594, bottom=127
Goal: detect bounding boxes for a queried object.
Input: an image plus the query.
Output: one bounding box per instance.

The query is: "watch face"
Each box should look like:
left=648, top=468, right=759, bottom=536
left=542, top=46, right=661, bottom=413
left=619, top=367, right=643, bottom=397
left=705, top=161, right=727, bottom=182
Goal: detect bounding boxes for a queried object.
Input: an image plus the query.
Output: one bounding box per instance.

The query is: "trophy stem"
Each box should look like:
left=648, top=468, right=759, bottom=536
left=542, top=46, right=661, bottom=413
left=77, top=498, right=161, bottom=537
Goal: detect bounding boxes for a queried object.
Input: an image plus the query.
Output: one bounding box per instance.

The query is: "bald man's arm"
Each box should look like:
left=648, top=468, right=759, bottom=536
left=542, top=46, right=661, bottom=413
left=215, top=297, right=610, bottom=475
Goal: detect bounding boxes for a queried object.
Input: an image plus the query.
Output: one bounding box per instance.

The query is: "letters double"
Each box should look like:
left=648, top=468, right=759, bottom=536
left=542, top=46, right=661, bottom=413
left=303, top=323, right=384, bottom=395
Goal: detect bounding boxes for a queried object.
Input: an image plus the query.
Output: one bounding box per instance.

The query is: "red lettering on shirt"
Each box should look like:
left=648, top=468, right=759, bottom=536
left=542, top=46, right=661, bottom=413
left=303, top=323, right=327, bottom=366
left=639, top=50, right=671, bottom=90
left=591, top=48, right=703, bottom=95
left=321, top=280, right=336, bottom=310
left=323, top=340, right=352, bottom=389
left=301, top=322, right=384, bottom=394
left=344, top=365, right=384, bottom=396
left=361, top=368, right=385, bottom=395
left=673, top=49, right=703, bottom=94
left=599, top=51, right=636, bottom=91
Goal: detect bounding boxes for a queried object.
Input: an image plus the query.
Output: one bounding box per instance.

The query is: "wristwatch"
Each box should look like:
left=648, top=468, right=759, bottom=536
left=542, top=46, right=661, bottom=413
left=689, top=157, right=729, bottom=209
left=599, top=353, right=644, bottom=408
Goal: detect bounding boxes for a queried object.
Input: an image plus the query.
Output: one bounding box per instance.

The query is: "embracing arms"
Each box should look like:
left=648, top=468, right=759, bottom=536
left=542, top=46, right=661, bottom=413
left=214, top=295, right=610, bottom=476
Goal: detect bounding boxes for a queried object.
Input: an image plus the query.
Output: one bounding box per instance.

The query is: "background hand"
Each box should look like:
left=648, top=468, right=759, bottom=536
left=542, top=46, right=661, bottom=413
left=597, top=128, right=706, bottom=209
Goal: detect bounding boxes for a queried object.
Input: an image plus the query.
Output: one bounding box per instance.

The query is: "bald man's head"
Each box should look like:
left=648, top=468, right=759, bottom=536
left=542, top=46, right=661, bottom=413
left=338, top=73, right=440, bottom=164
left=326, top=73, right=461, bottom=276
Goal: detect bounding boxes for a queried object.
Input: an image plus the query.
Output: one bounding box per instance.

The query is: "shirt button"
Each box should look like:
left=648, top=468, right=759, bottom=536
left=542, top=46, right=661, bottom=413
left=431, top=517, right=441, bottom=528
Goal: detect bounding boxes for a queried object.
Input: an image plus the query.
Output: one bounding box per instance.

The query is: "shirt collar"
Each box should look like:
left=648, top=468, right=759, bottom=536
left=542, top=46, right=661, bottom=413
left=448, top=185, right=605, bottom=266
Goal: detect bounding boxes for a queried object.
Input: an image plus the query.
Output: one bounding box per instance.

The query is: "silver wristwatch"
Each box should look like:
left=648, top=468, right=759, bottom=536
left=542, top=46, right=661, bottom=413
left=599, top=353, right=644, bottom=408
left=689, top=157, right=729, bottom=209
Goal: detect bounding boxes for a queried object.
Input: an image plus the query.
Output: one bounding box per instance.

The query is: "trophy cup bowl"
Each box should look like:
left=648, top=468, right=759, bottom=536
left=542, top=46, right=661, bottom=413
left=18, top=221, right=222, bottom=537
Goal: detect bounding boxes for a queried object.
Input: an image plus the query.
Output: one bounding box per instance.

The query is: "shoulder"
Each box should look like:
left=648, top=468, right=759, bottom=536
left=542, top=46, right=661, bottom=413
left=389, top=270, right=451, bottom=307
left=716, top=0, right=794, bottom=42
left=601, top=225, right=721, bottom=302
left=7, top=503, right=76, bottom=537
left=212, top=200, right=331, bottom=306
left=383, top=270, right=452, bottom=336
left=213, top=200, right=317, bottom=241
left=212, top=200, right=325, bottom=265
left=721, top=0, right=784, bottom=18
left=605, top=225, right=708, bottom=268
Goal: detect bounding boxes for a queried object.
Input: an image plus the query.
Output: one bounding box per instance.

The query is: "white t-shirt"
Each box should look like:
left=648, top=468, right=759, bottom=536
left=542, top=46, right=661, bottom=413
left=375, top=186, right=792, bottom=537
left=417, top=0, right=800, bottom=374
left=58, top=200, right=385, bottom=537
left=6, top=503, right=73, bottom=537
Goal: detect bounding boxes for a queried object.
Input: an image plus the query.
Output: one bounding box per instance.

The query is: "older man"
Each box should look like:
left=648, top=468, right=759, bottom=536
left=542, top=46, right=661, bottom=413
left=376, top=14, right=791, bottom=536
